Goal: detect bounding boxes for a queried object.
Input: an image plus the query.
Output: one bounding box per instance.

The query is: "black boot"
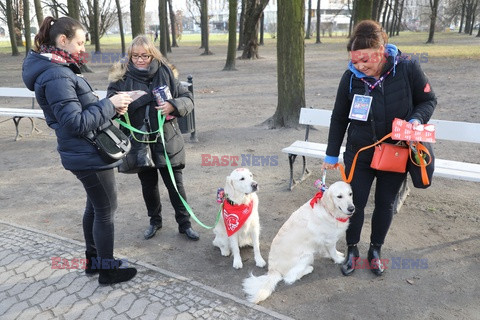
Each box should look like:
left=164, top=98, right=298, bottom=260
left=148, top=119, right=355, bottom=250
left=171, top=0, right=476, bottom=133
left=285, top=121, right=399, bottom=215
left=85, top=251, right=98, bottom=276
left=98, top=258, right=137, bottom=285
left=341, top=244, right=360, bottom=276
left=368, top=243, right=385, bottom=276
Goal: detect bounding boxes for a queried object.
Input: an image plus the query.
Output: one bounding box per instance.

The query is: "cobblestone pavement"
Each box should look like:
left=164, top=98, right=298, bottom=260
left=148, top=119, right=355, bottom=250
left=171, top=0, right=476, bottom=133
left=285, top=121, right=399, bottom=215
left=0, top=221, right=293, bottom=320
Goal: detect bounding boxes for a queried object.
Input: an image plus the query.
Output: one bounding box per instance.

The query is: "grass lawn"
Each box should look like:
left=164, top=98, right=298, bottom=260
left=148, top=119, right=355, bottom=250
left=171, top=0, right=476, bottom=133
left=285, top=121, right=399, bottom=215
left=1, top=31, right=479, bottom=59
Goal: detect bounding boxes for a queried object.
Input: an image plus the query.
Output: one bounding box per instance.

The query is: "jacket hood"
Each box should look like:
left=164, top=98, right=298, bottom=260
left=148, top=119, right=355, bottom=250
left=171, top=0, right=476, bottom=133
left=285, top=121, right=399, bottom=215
left=348, top=43, right=399, bottom=79
left=22, top=50, right=68, bottom=90
left=108, top=61, right=127, bottom=82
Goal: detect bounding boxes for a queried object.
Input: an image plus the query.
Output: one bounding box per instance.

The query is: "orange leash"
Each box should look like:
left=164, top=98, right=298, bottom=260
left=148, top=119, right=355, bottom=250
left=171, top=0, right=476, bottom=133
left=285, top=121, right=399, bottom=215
left=407, top=141, right=432, bottom=185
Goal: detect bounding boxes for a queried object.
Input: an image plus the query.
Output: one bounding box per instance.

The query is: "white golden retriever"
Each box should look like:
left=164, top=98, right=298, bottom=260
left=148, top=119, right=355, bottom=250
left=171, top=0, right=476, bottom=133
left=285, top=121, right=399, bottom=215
left=243, top=181, right=355, bottom=303
left=212, top=168, right=266, bottom=269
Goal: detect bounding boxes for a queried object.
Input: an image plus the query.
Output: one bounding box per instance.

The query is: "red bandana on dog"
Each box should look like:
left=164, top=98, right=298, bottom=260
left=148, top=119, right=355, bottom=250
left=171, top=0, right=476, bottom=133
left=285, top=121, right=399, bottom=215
left=310, top=191, right=349, bottom=223
left=222, top=199, right=254, bottom=237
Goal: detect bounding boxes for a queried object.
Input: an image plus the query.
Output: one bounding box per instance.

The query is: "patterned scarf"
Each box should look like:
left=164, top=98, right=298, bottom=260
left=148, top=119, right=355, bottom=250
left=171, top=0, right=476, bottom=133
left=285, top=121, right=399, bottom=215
left=38, top=45, right=85, bottom=66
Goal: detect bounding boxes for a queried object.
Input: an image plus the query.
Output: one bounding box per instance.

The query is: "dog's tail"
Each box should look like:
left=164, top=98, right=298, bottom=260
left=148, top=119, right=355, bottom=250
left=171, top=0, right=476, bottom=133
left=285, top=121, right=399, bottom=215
left=242, top=270, right=282, bottom=304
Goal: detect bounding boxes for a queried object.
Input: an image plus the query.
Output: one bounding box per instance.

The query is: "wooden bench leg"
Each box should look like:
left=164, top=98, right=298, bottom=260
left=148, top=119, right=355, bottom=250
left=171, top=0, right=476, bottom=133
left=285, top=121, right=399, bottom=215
left=394, top=177, right=410, bottom=214
left=12, top=117, right=22, bottom=141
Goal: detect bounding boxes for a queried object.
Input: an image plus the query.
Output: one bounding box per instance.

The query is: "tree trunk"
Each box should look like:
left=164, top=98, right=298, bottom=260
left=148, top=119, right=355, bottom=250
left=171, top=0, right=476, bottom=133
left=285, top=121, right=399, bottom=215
left=426, top=0, right=440, bottom=43
left=23, top=0, right=31, bottom=54
left=240, top=0, right=269, bottom=60
left=381, top=0, right=389, bottom=29
left=67, top=0, right=80, bottom=20
left=237, top=0, right=246, bottom=50
left=115, top=0, right=125, bottom=55
left=389, top=0, right=399, bottom=37
left=354, top=0, right=373, bottom=25
left=259, top=12, right=264, bottom=45
left=130, top=0, right=146, bottom=38
left=93, top=0, right=100, bottom=53
left=459, top=0, right=466, bottom=33
left=200, top=0, right=212, bottom=55
left=159, top=0, right=168, bottom=57
left=167, top=0, right=178, bottom=47
left=396, top=0, right=404, bottom=36
left=272, top=0, right=305, bottom=128
left=315, top=0, right=321, bottom=43
left=376, top=0, right=385, bottom=23
left=6, top=0, right=19, bottom=56
left=34, top=0, right=44, bottom=27
left=223, top=0, right=237, bottom=71
left=305, top=0, right=312, bottom=39
left=166, top=2, right=171, bottom=53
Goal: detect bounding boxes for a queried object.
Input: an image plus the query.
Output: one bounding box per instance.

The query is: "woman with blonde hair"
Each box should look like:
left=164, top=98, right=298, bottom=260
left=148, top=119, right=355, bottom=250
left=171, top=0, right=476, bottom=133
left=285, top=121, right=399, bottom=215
left=107, top=35, right=199, bottom=241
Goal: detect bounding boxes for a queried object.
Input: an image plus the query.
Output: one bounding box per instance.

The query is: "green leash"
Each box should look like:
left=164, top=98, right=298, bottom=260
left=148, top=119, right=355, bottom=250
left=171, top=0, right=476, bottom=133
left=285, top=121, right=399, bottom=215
left=116, top=111, right=221, bottom=229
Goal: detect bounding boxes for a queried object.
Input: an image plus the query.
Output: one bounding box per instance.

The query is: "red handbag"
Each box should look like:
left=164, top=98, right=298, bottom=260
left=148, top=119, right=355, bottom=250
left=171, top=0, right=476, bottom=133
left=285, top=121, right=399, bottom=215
left=370, top=142, right=409, bottom=173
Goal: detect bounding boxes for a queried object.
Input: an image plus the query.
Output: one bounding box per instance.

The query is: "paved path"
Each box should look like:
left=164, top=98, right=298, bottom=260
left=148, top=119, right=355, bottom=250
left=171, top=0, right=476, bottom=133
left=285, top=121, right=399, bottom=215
left=0, top=221, right=293, bottom=320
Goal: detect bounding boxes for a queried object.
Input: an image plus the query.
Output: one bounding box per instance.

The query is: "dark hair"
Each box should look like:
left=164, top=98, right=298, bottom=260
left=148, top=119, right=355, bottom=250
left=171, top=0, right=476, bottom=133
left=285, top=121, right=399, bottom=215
left=34, top=16, right=84, bottom=51
left=347, top=20, right=388, bottom=52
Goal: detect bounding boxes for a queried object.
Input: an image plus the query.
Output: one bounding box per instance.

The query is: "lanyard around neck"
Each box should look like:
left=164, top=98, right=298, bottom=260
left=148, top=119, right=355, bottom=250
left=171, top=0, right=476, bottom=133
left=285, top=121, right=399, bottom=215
left=361, top=56, right=398, bottom=93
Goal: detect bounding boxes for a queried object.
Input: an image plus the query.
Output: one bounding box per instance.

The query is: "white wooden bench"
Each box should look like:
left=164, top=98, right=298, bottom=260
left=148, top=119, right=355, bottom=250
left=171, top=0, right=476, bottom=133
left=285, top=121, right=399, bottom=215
left=0, top=87, right=45, bottom=141
left=282, top=108, right=480, bottom=191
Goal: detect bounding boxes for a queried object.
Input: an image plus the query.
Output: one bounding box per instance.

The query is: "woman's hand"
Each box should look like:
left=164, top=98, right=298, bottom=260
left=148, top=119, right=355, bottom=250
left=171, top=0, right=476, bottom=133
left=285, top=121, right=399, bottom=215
left=322, top=162, right=337, bottom=170
left=109, top=93, right=133, bottom=115
left=155, top=102, right=175, bottom=116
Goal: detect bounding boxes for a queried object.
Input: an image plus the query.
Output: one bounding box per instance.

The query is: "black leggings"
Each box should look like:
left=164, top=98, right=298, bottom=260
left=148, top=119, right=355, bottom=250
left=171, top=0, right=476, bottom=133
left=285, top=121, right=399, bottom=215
left=71, top=169, right=117, bottom=260
left=137, top=166, right=191, bottom=231
left=343, top=150, right=407, bottom=245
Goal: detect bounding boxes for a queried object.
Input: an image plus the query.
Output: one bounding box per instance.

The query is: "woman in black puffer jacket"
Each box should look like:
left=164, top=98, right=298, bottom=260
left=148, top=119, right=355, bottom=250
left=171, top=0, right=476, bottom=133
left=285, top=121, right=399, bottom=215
left=22, top=16, right=137, bottom=285
left=107, top=35, right=199, bottom=241
left=322, top=20, right=436, bottom=277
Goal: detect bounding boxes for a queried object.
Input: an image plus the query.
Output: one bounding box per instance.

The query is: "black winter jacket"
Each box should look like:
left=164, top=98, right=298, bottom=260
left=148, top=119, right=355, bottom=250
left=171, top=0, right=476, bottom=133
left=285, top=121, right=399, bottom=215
left=22, top=50, right=119, bottom=171
left=326, top=54, right=437, bottom=161
left=107, top=60, right=193, bottom=168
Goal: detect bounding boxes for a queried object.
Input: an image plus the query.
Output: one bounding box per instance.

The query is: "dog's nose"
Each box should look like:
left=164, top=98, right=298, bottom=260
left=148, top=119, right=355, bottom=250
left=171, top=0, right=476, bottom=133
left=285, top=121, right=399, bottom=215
left=347, top=205, right=355, bottom=214
left=251, top=182, right=258, bottom=191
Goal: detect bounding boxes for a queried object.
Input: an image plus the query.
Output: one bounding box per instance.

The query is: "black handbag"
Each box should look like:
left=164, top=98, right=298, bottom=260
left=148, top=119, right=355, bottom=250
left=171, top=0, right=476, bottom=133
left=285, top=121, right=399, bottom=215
left=118, top=105, right=155, bottom=173
left=407, top=141, right=435, bottom=188
left=85, top=120, right=131, bottom=163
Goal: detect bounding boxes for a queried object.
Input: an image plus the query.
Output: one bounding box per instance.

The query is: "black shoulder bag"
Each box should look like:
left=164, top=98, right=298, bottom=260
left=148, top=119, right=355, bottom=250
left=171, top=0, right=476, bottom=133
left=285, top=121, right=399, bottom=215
left=85, top=120, right=131, bottom=163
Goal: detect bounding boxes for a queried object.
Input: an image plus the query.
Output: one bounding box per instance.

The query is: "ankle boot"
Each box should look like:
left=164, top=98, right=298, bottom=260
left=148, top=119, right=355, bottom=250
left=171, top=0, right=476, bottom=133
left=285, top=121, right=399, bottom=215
left=98, top=266, right=137, bottom=285
left=341, top=244, right=360, bottom=276
left=85, top=251, right=98, bottom=275
left=368, top=243, right=385, bottom=276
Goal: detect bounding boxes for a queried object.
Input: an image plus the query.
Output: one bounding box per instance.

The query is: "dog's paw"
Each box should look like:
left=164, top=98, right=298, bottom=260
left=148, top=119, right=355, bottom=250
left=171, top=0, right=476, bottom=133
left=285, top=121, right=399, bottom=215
left=233, top=259, right=243, bottom=269
left=220, top=249, right=231, bottom=257
left=255, top=257, right=267, bottom=268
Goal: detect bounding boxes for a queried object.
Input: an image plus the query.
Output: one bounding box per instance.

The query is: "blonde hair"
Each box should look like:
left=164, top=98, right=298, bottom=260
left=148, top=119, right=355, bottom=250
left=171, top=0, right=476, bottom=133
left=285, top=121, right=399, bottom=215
left=127, top=35, right=167, bottom=64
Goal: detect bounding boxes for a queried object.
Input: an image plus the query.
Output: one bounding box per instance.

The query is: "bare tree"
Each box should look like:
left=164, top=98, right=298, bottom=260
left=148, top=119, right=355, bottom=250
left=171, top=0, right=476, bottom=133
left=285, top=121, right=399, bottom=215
left=426, top=0, right=441, bottom=43
left=5, top=0, right=19, bottom=55
left=223, top=0, right=237, bottom=70
left=93, top=0, right=100, bottom=52
left=130, top=0, right=146, bottom=38
left=272, top=0, right=305, bottom=128
left=67, top=0, right=80, bottom=20
left=200, top=0, right=212, bottom=55
left=115, top=0, right=125, bottom=55
left=167, top=0, right=178, bottom=47
left=240, top=0, right=269, bottom=59
left=79, top=0, right=117, bottom=43
left=315, top=0, right=321, bottom=43
left=237, top=0, right=246, bottom=50
left=354, top=0, right=373, bottom=25
left=306, top=0, right=312, bottom=39
left=159, top=0, right=168, bottom=56
left=23, top=0, right=31, bottom=53
left=34, top=0, right=43, bottom=27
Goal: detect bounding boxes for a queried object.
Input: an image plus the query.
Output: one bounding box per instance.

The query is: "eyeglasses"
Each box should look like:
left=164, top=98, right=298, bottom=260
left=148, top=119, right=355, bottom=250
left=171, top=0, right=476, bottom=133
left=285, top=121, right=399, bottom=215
left=131, top=54, right=151, bottom=61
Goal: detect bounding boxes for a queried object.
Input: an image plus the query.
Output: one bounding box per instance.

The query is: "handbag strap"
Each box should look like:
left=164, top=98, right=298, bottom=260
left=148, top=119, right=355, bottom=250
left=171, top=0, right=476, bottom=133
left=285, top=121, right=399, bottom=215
left=336, top=132, right=393, bottom=183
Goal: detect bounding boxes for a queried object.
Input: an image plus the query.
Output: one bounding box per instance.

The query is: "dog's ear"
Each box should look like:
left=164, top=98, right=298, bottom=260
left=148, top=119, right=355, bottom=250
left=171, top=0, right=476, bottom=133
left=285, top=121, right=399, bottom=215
left=321, top=189, right=337, bottom=214
left=224, top=176, right=235, bottom=195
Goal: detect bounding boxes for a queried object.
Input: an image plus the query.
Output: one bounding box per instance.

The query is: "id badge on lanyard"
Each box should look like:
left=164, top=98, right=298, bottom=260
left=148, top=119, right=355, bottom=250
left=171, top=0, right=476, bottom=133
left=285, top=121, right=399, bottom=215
left=349, top=94, right=372, bottom=122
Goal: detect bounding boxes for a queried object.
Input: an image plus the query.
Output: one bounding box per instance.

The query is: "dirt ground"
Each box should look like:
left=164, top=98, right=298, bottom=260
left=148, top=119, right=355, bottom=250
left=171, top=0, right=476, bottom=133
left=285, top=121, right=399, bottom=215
left=1, top=35, right=479, bottom=320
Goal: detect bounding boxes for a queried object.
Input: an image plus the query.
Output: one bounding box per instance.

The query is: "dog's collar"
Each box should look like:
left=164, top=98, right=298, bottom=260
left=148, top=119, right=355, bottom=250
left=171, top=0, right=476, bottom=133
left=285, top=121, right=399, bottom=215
left=310, top=191, right=349, bottom=223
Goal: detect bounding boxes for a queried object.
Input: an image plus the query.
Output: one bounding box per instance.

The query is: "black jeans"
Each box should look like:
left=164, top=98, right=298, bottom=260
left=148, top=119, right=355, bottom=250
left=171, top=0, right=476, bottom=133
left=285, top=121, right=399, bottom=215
left=343, top=150, right=407, bottom=245
left=137, top=166, right=191, bottom=231
left=71, top=169, right=117, bottom=260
